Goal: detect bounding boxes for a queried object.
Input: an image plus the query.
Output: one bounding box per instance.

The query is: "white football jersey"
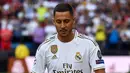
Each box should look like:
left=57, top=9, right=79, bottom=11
left=31, top=30, right=105, bottom=73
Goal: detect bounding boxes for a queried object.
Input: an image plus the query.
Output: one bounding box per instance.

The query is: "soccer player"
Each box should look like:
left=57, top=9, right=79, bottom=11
left=31, top=3, right=105, bottom=73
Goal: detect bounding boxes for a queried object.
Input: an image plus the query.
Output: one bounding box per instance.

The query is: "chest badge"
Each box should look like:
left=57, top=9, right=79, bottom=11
left=51, top=45, right=58, bottom=59
left=51, top=45, right=58, bottom=54
left=75, top=52, right=82, bottom=62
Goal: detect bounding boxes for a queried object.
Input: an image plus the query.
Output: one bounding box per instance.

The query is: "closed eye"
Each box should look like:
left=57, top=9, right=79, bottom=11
left=56, top=20, right=61, bottom=24
left=64, top=19, right=70, bottom=23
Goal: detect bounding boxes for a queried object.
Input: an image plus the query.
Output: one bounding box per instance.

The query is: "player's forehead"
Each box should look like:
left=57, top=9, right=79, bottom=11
left=54, top=11, right=73, bottom=20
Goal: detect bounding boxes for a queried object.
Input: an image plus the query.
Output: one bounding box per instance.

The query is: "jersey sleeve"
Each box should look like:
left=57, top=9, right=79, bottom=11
left=89, top=41, right=105, bottom=71
left=31, top=45, right=46, bottom=73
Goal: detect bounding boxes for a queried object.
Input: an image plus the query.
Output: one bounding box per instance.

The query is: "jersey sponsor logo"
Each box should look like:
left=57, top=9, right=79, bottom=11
left=75, top=52, right=82, bottom=62
left=53, top=69, right=83, bottom=73
left=51, top=45, right=58, bottom=54
left=53, top=63, right=83, bottom=73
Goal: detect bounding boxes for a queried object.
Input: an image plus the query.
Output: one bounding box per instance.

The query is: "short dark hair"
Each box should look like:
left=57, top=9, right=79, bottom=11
left=53, top=3, right=74, bottom=16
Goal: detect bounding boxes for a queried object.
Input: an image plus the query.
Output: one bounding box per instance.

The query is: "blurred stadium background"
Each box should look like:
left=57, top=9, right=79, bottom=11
left=0, top=0, right=130, bottom=73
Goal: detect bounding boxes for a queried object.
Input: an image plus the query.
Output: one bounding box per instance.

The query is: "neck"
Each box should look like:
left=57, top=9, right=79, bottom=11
left=58, top=32, right=75, bottom=42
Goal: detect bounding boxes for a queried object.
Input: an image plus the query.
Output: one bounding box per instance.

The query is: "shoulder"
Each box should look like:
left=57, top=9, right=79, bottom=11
left=37, top=34, right=56, bottom=51
left=77, top=33, right=98, bottom=46
left=76, top=33, right=100, bottom=53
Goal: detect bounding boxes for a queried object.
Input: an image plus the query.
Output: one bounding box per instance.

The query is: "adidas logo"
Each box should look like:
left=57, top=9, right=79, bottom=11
left=52, top=55, right=57, bottom=59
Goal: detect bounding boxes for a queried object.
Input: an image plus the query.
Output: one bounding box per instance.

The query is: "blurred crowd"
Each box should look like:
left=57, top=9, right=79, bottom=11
left=0, top=0, right=130, bottom=59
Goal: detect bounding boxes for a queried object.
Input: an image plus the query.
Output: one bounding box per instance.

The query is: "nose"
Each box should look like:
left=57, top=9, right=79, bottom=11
left=61, top=22, right=65, bottom=28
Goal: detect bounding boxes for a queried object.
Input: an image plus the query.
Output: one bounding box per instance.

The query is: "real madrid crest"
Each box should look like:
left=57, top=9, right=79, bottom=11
left=51, top=45, right=58, bottom=54
left=75, top=52, right=82, bottom=62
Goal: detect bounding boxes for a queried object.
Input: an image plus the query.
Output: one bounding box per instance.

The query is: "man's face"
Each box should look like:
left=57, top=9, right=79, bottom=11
left=53, top=11, right=75, bottom=37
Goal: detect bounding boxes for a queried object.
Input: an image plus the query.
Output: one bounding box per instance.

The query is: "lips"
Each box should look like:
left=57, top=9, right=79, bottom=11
left=60, top=29, right=67, bottom=33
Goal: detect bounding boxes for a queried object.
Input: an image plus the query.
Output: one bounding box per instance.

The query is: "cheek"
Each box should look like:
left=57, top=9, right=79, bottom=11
left=67, top=22, right=74, bottom=29
left=55, top=25, right=60, bottom=30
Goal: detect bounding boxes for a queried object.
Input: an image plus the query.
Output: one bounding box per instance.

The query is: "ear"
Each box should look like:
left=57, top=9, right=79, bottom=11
left=52, top=18, right=55, bottom=25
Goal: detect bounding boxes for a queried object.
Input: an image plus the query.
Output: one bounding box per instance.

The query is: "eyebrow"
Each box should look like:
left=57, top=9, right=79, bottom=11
left=55, top=18, right=72, bottom=20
